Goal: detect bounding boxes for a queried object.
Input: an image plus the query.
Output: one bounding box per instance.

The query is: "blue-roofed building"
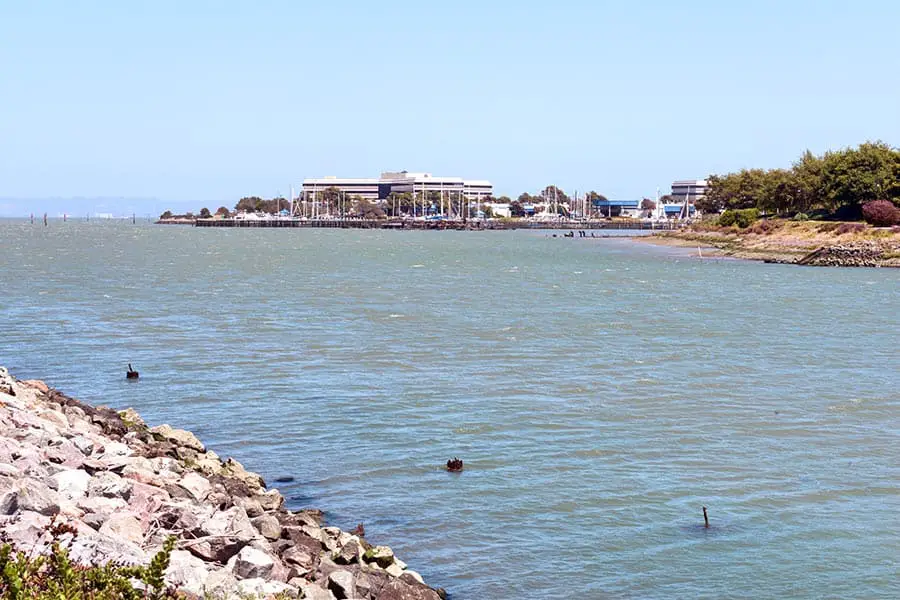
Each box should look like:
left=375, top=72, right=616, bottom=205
left=663, top=204, right=696, bottom=218
left=592, top=199, right=640, bottom=218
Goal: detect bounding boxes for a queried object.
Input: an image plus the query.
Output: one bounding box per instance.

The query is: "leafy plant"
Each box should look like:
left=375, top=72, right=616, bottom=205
left=0, top=523, right=179, bottom=600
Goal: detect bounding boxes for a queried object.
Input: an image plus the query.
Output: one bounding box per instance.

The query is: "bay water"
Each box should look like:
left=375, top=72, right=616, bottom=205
left=1, top=220, right=898, bottom=599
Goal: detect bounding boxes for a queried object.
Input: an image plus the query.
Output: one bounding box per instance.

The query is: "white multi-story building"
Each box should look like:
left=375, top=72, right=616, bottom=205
left=301, top=171, right=493, bottom=202
left=670, top=179, right=708, bottom=204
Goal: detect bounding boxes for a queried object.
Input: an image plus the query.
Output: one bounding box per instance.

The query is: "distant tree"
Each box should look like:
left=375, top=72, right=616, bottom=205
left=199, top=207, right=211, bottom=218
left=354, top=198, right=386, bottom=219
left=509, top=200, right=526, bottom=217
left=235, top=197, right=263, bottom=212
left=480, top=204, right=495, bottom=218
left=496, top=195, right=512, bottom=204
left=586, top=191, right=608, bottom=202
left=215, top=206, right=230, bottom=217
left=542, top=185, right=570, bottom=205
left=159, top=210, right=173, bottom=219
left=658, top=194, right=675, bottom=204
left=640, top=198, right=657, bottom=211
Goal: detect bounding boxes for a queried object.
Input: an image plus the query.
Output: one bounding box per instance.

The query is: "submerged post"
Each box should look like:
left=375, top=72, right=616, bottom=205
left=703, top=506, right=709, bottom=528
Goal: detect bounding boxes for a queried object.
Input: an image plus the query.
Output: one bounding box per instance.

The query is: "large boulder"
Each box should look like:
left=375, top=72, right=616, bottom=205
left=16, top=479, right=61, bottom=516
left=98, top=512, right=144, bottom=545
left=186, top=506, right=257, bottom=563
left=230, top=546, right=275, bottom=580
left=177, top=471, right=211, bottom=501
left=87, top=471, right=132, bottom=500
left=150, top=424, right=205, bottom=452
left=375, top=579, right=443, bottom=600
left=251, top=513, right=282, bottom=541
left=363, top=545, right=395, bottom=569
left=50, top=469, right=92, bottom=502
left=327, top=570, right=356, bottom=600
left=164, top=550, right=211, bottom=597
left=333, top=539, right=361, bottom=565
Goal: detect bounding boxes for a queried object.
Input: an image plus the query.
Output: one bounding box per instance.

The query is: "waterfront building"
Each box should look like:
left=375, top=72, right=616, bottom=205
left=592, top=199, right=641, bottom=218
left=301, top=171, right=493, bottom=202
left=670, top=179, right=708, bottom=204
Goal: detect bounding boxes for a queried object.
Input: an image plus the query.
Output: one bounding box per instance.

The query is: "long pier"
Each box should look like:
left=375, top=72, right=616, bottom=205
left=186, top=218, right=676, bottom=231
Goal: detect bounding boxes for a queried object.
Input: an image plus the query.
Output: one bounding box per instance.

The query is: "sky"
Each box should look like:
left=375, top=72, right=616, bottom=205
left=2, top=0, right=899, bottom=216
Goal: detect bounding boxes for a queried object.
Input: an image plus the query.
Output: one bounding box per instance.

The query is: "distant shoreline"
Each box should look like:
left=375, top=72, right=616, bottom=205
left=632, top=221, right=900, bottom=268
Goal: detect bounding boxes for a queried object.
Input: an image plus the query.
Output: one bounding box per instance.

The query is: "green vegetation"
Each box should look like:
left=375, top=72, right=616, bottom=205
left=718, top=208, right=760, bottom=228
left=0, top=527, right=178, bottom=600
left=699, top=141, right=900, bottom=219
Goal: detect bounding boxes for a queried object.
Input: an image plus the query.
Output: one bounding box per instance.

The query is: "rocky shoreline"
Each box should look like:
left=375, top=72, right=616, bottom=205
left=640, top=227, right=900, bottom=268
left=0, top=366, right=444, bottom=600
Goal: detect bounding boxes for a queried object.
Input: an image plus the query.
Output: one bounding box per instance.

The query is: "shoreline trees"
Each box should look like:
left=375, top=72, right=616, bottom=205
left=698, top=141, right=900, bottom=219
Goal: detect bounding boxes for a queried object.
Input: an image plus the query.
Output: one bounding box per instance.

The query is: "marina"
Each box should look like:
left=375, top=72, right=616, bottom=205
left=189, top=217, right=678, bottom=230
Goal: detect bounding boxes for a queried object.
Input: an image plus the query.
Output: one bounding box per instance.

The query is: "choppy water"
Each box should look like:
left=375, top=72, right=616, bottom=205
left=1, top=220, right=898, bottom=599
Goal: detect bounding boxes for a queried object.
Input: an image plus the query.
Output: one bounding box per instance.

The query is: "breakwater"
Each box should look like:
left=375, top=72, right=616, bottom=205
left=0, top=366, right=444, bottom=600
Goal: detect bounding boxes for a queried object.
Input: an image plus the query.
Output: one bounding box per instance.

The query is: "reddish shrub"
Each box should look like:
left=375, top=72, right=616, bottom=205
left=862, top=200, right=900, bottom=227
left=748, top=220, right=777, bottom=235
left=835, top=222, right=866, bottom=235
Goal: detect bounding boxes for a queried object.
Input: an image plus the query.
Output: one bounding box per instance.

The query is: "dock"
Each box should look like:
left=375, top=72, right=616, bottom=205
left=187, top=218, right=677, bottom=231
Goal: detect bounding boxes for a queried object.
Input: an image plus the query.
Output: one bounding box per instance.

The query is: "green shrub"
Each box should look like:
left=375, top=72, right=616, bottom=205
left=718, top=208, right=759, bottom=228
left=792, top=213, right=809, bottom=221
left=0, top=528, right=179, bottom=600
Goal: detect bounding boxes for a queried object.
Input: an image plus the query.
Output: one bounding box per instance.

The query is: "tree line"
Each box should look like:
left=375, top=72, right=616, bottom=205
left=698, top=141, right=900, bottom=219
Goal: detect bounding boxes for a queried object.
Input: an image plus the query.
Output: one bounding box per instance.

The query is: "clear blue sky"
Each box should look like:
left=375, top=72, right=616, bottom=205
left=2, top=0, right=899, bottom=215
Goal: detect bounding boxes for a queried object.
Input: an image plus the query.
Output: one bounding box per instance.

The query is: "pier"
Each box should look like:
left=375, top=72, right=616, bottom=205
left=187, top=218, right=677, bottom=231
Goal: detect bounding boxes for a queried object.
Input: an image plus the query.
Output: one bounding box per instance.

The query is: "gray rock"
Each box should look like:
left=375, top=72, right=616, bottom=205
left=16, top=479, right=61, bottom=516
left=295, top=581, right=338, bottom=600
left=99, top=512, right=144, bottom=545
left=70, top=435, right=95, bottom=456
left=333, top=539, right=361, bottom=565
left=237, top=577, right=298, bottom=598
left=187, top=506, right=256, bottom=563
left=0, top=489, right=18, bottom=514
left=231, top=545, right=275, bottom=579
left=163, top=549, right=210, bottom=596
left=50, top=469, right=92, bottom=502
left=177, top=471, right=211, bottom=501
left=235, top=496, right=264, bottom=517
left=251, top=513, right=282, bottom=541
left=257, top=489, right=284, bottom=512
left=402, top=570, right=425, bottom=585
left=328, top=569, right=356, bottom=599
left=150, top=424, right=205, bottom=452
left=363, top=545, right=395, bottom=568
left=203, top=568, right=240, bottom=597
left=77, top=495, right=128, bottom=516
left=87, top=471, right=132, bottom=500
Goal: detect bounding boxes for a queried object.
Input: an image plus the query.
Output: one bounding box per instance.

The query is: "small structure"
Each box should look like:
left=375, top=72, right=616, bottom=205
left=126, top=364, right=139, bottom=380
left=592, top=199, right=641, bottom=218
left=446, top=457, right=463, bottom=472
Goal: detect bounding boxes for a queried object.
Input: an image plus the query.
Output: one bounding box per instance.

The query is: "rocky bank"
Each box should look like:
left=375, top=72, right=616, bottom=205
left=0, top=366, right=445, bottom=600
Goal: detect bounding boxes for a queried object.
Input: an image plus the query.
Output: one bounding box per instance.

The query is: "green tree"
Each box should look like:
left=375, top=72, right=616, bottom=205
left=509, top=200, right=526, bottom=217
left=820, top=141, right=900, bottom=211
left=159, top=210, right=173, bottom=219
left=199, top=207, right=211, bottom=218
left=215, top=206, right=230, bottom=217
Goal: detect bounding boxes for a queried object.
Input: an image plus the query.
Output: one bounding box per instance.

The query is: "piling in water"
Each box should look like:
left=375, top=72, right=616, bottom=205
left=703, top=506, right=709, bottom=528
